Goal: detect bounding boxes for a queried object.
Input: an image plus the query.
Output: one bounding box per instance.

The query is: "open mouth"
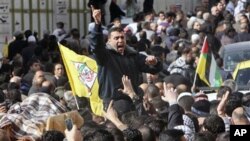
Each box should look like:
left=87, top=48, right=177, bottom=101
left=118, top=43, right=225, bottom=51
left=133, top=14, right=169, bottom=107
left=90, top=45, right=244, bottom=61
left=117, top=45, right=124, bottom=49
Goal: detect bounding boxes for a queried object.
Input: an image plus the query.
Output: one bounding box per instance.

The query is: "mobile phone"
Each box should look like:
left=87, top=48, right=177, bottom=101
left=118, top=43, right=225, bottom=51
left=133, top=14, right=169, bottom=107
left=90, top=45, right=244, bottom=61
left=65, top=118, right=73, bottom=131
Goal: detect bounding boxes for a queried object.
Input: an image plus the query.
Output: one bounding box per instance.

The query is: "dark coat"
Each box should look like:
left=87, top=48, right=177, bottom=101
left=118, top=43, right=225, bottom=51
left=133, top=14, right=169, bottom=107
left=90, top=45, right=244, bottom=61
left=90, top=24, right=162, bottom=102
left=143, top=0, right=154, bottom=13
left=168, top=104, right=184, bottom=129
left=109, top=1, right=125, bottom=23
left=234, top=32, right=250, bottom=42
left=8, top=39, right=26, bottom=61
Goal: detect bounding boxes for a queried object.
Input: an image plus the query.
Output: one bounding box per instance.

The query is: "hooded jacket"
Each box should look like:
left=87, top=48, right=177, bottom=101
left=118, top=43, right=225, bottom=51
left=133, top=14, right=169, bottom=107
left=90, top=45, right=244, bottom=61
left=90, top=24, right=162, bottom=102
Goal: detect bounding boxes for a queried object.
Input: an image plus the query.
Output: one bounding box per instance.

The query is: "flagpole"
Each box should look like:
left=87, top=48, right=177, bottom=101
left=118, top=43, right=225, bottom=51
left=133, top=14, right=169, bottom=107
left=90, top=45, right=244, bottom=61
left=73, top=94, right=80, bottom=110
left=193, top=72, right=198, bottom=89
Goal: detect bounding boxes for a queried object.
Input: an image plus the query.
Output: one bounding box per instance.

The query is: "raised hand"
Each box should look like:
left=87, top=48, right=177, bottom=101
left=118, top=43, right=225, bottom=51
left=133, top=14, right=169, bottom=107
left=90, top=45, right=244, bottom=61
left=103, top=100, right=128, bottom=131
left=217, top=91, right=230, bottom=117
left=119, top=75, right=136, bottom=99
left=161, top=82, right=178, bottom=105
left=91, top=5, right=101, bottom=24
left=103, top=100, right=118, bottom=122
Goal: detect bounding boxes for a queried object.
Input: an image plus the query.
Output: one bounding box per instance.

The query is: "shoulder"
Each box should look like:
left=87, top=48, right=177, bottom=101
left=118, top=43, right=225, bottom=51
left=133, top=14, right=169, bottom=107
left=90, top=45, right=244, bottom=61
left=125, top=46, right=138, bottom=55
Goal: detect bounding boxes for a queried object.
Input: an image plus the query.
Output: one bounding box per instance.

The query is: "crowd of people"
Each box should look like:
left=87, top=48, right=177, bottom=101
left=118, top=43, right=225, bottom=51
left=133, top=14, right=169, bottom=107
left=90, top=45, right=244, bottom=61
left=0, top=0, right=250, bottom=140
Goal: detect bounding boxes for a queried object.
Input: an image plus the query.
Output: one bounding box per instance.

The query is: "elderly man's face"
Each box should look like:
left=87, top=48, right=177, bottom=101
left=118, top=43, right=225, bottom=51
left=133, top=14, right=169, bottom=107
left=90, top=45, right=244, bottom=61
left=33, top=70, right=45, bottom=86
left=211, top=6, right=219, bottom=16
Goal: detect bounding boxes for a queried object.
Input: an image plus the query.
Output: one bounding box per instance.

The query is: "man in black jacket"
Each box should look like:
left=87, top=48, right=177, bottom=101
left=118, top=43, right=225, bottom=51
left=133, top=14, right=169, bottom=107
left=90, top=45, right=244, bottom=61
left=90, top=6, right=162, bottom=105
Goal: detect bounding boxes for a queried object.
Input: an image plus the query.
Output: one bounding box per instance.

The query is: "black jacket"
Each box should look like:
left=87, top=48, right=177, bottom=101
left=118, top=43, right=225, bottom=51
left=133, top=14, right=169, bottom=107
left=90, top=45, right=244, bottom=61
left=90, top=24, right=162, bottom=102
left=109, top=1, right=125, bottom=23
left=168, top=104, right=184, bottom=129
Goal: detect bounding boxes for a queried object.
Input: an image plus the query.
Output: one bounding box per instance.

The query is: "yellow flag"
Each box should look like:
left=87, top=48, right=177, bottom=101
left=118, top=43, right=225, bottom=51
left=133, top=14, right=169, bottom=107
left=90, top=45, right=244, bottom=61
left=58, top=43, right=103, bottom=116
left=2, top=36, right=8, bottom=58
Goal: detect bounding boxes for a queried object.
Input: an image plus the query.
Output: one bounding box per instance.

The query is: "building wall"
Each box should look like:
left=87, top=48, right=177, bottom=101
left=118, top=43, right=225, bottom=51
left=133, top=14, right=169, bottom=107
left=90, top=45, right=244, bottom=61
left=0, top=0, right=201, bottom=51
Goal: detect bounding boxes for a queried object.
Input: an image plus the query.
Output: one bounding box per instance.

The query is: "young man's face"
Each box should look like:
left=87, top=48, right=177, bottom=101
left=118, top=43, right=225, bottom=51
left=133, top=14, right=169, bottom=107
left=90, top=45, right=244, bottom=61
left=54, top=64, right=64, bottom=77
left=33, top=70, right=45, bottom=85
left=159, top=13, right=165, bottom=20
left=108, top=31, right=126, bottom=55
left=193, top=22, right=201, bottom=30
left=31, top=62, right=41, bottom=72
left=217, top=2, right=224, bottom=11
left=113, top=20, right=121, bottom=27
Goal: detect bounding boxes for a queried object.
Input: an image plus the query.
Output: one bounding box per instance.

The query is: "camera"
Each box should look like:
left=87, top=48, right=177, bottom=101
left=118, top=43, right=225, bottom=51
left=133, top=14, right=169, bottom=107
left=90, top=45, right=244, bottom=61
left=65, top=118, right=73, bottom=131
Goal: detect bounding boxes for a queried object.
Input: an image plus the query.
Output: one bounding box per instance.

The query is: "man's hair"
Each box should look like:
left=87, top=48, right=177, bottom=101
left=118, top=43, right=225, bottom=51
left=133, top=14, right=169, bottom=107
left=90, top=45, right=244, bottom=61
left=193, top=131, right=216, bottom=141
left=203, top=115, right=225, bottom=135
left=70, top=28, right=80, bottom=38
left=123, top=128, right=142, bottom=141
left=56, top=22, right=64, bottom=28
left=112, top=17, right=121, bottom=23
left=165, top=12, right=176, bottom=18
left=108, top=27, right=124, bottom=37
left=138, top=125, right=156, bottom=141
left=132, top=12, right=144, bottom=22
left=80, top=121, right=100, bottom=136
left=175, top=84, right=188, bottom=94
left=225, top=99, right=242, bottom=117
left=28, top=57, right=40, bottom=68
left=121, top=111, right=144, bottom=129
left=12, top=67, right=24, bottom=77
left=223, top=79, right=238, bottom=92
left=217, top=86, right=232, bottom=100
left=145, top=84, right=160, bottom=99
left=159, top=129, right=184, bottom=141
left=24, top=29, right=32, bottom=39
left=12, top=54, right=23, bottom=68
left=150, top=96, right=168, bottom=114
left=151, top=34, right=162, bottom=45
left=6, top=89, right=22, bottom=102
left=84, top=129, right=114, bottom=141
left=106, top=127, right=125, bottom=141
left=149, top=46, right=165, bottom=60
left=242, top=92, right=250, bottom=106
left=158, top=11, right=165, bottom=16
left=216, top=132, right=230, bottom=141
left=210, top=100, right=220, bottom=115
left=139, top=30, right=147, bottom=39
left=178, top=95, right=194, bottom=112
left=180, top=47, right=192, bottom=55
left=0, top=90, right=5, bottom=103
left=147, top=119, right=166, bottom=137
left=41, top=130, right=65, bottom=141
